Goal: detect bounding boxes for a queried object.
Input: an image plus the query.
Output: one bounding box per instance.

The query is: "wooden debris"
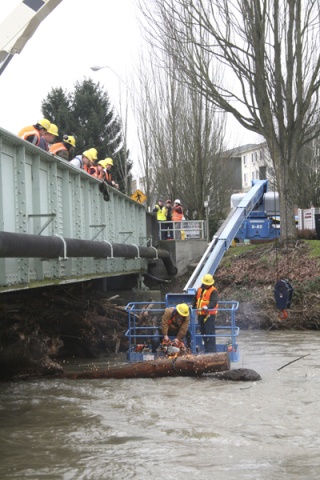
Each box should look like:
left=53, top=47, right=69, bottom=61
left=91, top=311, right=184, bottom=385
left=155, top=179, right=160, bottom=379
left=63, top=352, right=230, bottom=379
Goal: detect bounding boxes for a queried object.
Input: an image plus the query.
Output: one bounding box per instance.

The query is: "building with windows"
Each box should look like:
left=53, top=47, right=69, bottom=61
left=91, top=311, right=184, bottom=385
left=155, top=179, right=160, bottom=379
left=223, top=142, right=272, bottom=191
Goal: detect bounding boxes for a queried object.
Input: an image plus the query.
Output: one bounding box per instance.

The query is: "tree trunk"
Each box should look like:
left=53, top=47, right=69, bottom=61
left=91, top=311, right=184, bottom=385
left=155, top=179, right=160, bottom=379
left=63, top=353, right=230, bottom=379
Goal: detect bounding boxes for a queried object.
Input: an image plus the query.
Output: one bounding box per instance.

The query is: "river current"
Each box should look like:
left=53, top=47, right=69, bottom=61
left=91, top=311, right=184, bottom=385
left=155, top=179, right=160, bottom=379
left=0, top=330, right=319, bottom=480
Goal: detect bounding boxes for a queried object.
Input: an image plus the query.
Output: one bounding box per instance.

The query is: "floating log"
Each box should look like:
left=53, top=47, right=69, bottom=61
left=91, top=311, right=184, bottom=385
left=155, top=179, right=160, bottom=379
left=64, top=353, right=230, bottom=380
left=210, top=368, right=261, bottom=381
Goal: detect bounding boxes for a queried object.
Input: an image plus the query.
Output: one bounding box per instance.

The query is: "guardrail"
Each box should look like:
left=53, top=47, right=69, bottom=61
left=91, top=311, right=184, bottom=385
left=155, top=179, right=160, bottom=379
left=125, top=300, right=240, bottom=362
left=158, top=220, right=205, bottom=240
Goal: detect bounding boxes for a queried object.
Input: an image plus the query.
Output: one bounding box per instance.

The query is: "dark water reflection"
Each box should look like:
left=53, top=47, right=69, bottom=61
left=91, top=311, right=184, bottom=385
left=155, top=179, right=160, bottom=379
left=0, top=331, right=319, bottom=479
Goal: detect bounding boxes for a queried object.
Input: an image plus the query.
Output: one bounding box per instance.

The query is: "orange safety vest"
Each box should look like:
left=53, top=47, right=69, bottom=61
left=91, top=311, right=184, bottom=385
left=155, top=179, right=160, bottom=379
left=18, top=126, right=41, bottom=146
left=172, top=208, right=183, bottom=222
left=196, top=286, right=218, bottom=315
left=49, top=142, right=67, bottom=155
left=105, top=170, right=112, bottom=183
left=89, top=166, right=105, bottom=180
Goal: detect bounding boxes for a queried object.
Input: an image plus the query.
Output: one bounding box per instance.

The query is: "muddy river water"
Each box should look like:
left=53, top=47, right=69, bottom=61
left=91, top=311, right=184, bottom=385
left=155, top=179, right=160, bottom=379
left=0, top=330, right=319, bottom=479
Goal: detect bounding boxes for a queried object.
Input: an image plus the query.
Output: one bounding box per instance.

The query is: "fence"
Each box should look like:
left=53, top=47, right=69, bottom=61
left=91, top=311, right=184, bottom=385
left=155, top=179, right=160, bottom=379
left=158, top=220, right=205, bottom=240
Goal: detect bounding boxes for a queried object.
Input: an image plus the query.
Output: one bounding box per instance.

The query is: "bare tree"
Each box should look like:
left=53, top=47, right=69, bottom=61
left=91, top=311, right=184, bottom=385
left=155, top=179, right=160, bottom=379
left=134, top=40, right=232, bottom=223
left=295, top=141, right=320, bottom=208
left=139, top=0, right=320, bottom=242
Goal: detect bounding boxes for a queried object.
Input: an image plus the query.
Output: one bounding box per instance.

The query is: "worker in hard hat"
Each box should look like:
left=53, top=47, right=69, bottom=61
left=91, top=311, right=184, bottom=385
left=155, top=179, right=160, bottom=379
left=88, top=159, right=108, bottom=180
left=161, top=303, right=190, bottom=347
left=172, top=199, right=184, bottom=239
left=193, top=273, right=218, bottom=352
left=103, top=157, right=119, bottom=189
left=70, top=148, right=98, bottom=172
left=49, top=134, right=76, bottom=161
left=18, top=118, right=51, bottom=147
left=153, top=198, right=168, bottom=240
left=38, top=123, right=59, bottom=151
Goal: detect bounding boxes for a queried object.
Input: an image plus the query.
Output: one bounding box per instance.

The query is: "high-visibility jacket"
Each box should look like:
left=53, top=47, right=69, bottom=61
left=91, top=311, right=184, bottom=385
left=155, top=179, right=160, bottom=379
left=154, top=204, right=167, bottom=221
left=49, top=142, right=70, bottom=160
left=49, top=142, right=66, bottom=154
left=196, top=285, right=218, bottom=315
left=18, top=125, right=41, bottom=146
left=172, top=208, right=183, bottom=221
left=89, top=166, right=105, bottom=180
left=105, top=170, right=113, bottom=185
left=171, top=205, right=183, bottom=222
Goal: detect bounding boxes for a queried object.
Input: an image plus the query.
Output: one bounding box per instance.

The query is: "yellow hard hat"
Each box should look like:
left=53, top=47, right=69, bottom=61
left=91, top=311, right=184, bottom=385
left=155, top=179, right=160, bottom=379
left=38, top=118, right=51, bottom=130
left=63, top=135, right=76, bottom=147
left=98, top=159, right=109, bottom=169
left=83, top=148, right=98, bottom=162
left=176, top=303, right=189, bottom=317
left=202, top=274, right=214, bottom=286
left=105, top=157, right=113, bottom=166
left=47, top=123, right=59, bottom=136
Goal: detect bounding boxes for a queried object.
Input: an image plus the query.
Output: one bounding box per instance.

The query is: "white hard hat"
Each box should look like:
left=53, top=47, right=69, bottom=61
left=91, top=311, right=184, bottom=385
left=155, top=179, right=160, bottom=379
left=174, top=199, right=181, bottom=204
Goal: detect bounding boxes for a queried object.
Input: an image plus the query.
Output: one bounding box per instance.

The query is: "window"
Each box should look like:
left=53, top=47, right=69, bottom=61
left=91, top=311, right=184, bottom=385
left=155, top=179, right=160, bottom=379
left=244, top=173, right=247, bottom=184
left=252, top=171, right=255, bottom=180
left=243, top=155, right=247, bottom=166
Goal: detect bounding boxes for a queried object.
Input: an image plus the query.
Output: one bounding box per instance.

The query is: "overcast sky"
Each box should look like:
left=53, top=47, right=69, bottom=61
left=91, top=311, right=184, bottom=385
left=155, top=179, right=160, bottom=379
left=0, top=0, right=261, bottom=175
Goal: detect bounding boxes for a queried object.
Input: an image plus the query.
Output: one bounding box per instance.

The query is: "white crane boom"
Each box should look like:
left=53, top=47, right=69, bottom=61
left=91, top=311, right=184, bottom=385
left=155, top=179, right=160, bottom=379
left=0, top=0, right=63, bottom=74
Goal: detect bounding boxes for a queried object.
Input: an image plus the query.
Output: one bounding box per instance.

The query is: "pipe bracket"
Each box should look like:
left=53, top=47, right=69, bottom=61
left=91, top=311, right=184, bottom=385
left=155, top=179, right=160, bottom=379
left=103, top=240, right=114, bottom=258
left=149, top=245, right=158, bottom=259
left=131, top=243, right=140, bottom=259
left=53, top=234, right=68, bottom=260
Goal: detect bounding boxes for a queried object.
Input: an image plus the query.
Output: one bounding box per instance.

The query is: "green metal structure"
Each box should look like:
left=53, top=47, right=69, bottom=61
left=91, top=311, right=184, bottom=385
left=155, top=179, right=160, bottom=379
left=0, top=127, right=148, bottom=291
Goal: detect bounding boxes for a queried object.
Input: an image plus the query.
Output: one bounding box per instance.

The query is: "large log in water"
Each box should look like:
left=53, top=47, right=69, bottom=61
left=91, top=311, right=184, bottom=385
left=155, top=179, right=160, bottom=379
left=64, top=353, right=230, bottom=379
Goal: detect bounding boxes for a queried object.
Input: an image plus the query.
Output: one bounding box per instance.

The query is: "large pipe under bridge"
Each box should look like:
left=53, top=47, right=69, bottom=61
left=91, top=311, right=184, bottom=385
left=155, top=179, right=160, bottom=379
left=0, top=231, right=177, bottom=277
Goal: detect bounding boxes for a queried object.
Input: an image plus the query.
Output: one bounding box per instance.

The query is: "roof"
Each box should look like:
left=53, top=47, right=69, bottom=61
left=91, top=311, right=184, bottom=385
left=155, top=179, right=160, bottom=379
left=222, top=142, right=267, bottom=158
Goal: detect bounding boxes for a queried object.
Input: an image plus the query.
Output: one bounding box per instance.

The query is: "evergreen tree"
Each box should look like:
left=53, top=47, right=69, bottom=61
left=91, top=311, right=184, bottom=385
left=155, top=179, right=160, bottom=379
left=41, top=78, right=132, bottom=194
left=41, top=87, right=72, bottom=136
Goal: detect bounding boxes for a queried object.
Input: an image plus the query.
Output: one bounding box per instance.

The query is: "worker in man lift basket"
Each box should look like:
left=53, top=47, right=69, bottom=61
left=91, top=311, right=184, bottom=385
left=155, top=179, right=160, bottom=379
left=193, top=274, right=218, bottom=352
left=161, top=303, right=190, bottom=347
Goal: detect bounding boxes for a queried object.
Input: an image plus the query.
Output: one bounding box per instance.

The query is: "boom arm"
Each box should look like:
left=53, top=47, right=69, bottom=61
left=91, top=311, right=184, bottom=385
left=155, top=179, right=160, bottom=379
left=184, top=180, right=269, bottom=292
left=0, top=0, right=63, bottom=75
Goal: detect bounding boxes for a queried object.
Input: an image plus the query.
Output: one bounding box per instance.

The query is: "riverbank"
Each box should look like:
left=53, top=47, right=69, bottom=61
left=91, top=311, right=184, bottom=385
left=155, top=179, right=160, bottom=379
left=164, top=240, right=320, bottom=330
left=0, top=240, right=319, bottom=379
left=207, top=239, right=320, bottom=330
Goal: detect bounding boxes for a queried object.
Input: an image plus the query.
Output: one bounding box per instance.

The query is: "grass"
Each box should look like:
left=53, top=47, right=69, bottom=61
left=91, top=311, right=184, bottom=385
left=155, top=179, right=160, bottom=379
left=306, top=240, right=320, bottom=258
left=225, top=239, right=320, bottom=260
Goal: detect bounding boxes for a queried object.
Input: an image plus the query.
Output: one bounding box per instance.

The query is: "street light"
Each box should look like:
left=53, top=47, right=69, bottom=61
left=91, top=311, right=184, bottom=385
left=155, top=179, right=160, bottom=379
left=91, top=64, right=130, bottom=195
left=204, top=197, right=210, bottom=243
left=90, top=65, right=130, bottom=89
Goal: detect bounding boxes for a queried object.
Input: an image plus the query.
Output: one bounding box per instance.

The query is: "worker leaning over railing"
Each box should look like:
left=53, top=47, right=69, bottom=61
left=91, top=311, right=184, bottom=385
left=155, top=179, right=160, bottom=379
left=18, top=118, right=51, bottom=147
left=49, top=135, right=76, bottom=161
left=193, top=273, right=218, bottom=353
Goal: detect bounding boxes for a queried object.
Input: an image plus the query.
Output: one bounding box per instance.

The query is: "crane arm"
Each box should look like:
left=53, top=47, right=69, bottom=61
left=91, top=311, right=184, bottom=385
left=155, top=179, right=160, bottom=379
left=184, top=180, right=269, bottom=292
left=0, top=0, right=63, bottom=75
